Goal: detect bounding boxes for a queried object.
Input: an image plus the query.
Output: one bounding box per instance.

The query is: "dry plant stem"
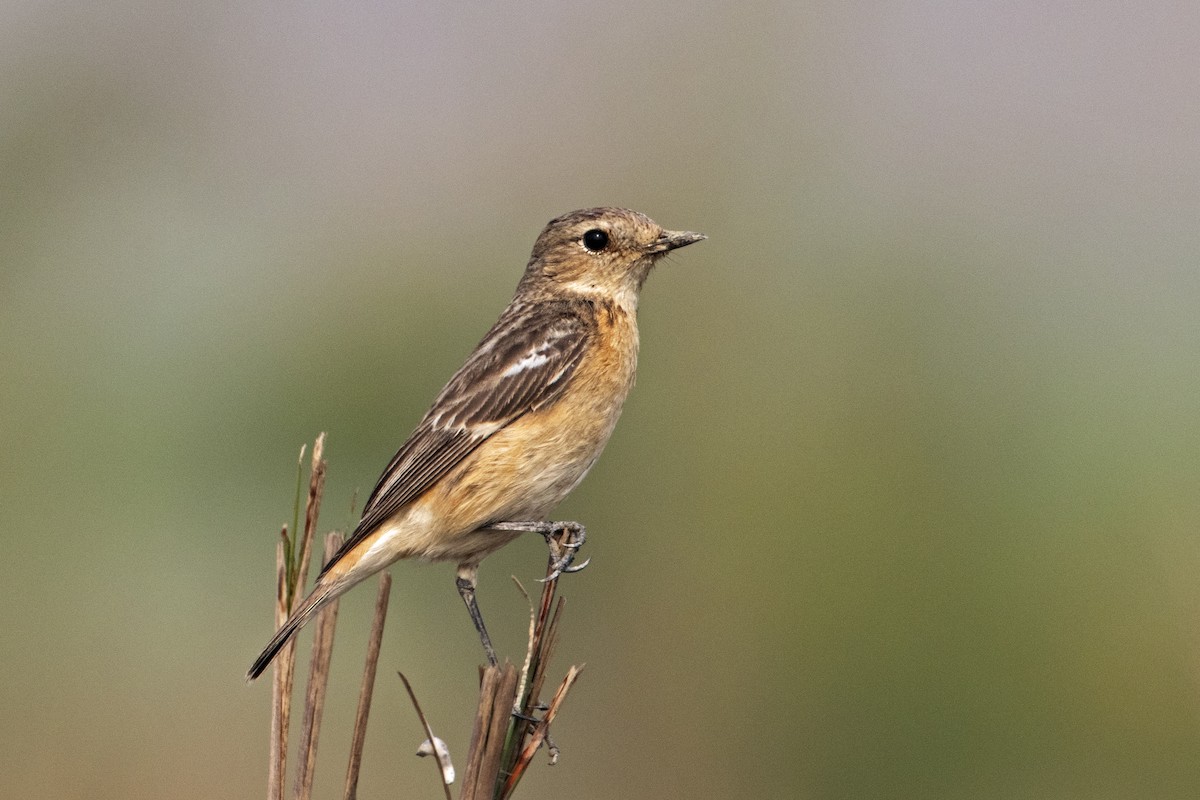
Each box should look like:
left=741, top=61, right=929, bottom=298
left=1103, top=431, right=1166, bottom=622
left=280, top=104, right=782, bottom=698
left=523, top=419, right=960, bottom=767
left=499, top=583, right=556, bottom=777
left=293, top=532, right=343, bottom=800
left=500, top=666, right=583, bottom=797
left=460, top=664, right=520, bottom=800
left=292, top=433, right=327, bottom=614
left=398, top=671, right=454, bottom=800
left=496, top=592, right=566, bottom=798
left=510, top=578, right=535, bottom=715
left=460, top=667, right=499, bottom=799
left=268, top=533, right=293, bottom=800
left=478, top=664, right=520, bottom=797
left=343, top=572, right=393, bottom=800
left=502, top=555, right=567, bottom=776
left=269, top=434, right=326, bottom=800
left=527, top=596, right=564, bottom=715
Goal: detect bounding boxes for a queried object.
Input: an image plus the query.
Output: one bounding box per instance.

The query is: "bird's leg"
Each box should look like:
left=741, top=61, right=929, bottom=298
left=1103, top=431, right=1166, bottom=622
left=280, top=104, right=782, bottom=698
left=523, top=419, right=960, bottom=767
left=487, top=520, right=589, bottom=581
left=455, top=562, right=498, bottom=666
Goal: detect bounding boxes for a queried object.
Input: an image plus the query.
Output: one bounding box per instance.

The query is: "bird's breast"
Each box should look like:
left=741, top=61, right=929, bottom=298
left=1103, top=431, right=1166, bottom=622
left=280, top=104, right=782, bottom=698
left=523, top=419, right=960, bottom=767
left=439, top=301, right=638, bottom=525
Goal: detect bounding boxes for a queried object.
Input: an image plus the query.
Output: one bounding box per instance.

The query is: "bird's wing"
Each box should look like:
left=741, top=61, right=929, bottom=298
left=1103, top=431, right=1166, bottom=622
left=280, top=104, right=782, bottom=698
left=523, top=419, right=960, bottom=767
left=319, top=300, right=594, bottom=576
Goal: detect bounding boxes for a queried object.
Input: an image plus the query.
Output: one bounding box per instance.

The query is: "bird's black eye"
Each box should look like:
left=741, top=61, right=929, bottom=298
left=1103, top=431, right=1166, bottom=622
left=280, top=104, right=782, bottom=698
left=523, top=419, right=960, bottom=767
left=582, top=228, right=609, bottom=253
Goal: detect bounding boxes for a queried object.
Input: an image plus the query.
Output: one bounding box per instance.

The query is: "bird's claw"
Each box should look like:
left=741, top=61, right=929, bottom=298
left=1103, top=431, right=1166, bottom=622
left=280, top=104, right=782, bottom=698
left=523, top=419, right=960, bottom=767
left=540, top=556, right=590, bottom=583
left=540, top=523, right=588, bottom=582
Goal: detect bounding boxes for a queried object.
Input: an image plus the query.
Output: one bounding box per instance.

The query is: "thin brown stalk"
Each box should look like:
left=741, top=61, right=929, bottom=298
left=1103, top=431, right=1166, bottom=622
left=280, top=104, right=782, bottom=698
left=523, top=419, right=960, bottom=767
left=508, top=561, right=565, bottom=759
left=525, top=596, right=564, bottom=720
left=343, top=572, right=393, bottom=800
left=502, top=583, right=560, bottom=777
left=268, top=532, right=291, bottom=800
left=398, top=671, right=455, bottom=800
left=510, top=578, right=535, bottom=716
left=291, top=433, right=327, bottom=615
left=293, top=532, right=343, bottom=800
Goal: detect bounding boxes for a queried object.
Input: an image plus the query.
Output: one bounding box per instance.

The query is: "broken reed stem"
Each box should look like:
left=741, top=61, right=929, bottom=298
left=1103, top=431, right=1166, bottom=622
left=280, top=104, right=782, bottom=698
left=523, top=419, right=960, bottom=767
left=293, top=531, right=343, bottom=800
left=292, top=433, right=327, bottom=615
left=459, top=664, right=518, bottom=800
left=343, top=572, right=393, bottom=800
left=459, top=667, right=498, bottom=798
left=268, top=532, right=293, bottom=800
left=479, top=664, right=521, bottom=798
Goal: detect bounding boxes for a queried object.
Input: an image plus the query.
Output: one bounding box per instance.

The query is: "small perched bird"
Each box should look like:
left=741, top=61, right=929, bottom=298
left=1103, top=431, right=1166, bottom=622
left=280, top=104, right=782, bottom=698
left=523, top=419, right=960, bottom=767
left=247, top=207, right=704, bottom=680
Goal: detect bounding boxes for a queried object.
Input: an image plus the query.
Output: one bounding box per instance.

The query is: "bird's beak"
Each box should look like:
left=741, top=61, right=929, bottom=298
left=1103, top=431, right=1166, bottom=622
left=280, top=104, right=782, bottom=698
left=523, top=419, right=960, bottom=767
left=649, top=229, right=707, bottom=253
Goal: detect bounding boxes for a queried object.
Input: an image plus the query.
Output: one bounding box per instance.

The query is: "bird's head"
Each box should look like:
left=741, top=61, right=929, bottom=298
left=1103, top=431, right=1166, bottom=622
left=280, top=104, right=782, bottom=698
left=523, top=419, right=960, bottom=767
left=522, top=207, right=705, bottom=308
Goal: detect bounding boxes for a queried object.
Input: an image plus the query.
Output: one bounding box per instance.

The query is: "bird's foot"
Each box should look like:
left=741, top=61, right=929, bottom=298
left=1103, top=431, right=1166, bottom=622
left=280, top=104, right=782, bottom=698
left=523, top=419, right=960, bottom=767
left=541, top=522, right=588, bottom=582
left=488, top=520, right=589, bottom=581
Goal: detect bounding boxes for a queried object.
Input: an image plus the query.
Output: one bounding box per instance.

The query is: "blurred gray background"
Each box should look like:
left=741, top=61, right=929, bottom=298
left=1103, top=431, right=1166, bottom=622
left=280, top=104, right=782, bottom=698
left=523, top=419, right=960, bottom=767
left=3, top=2, right=1199, bottom=798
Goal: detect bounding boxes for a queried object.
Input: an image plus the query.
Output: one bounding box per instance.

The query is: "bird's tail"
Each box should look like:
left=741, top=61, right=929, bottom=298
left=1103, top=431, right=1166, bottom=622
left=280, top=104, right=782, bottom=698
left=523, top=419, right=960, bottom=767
left=245, top=582, right=337, bottom=682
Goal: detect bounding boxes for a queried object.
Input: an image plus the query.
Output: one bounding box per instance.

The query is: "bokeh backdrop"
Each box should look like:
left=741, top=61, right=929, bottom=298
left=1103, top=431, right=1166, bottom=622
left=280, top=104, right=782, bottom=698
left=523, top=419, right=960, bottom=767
left=3, top=2, right=1200, bottom=798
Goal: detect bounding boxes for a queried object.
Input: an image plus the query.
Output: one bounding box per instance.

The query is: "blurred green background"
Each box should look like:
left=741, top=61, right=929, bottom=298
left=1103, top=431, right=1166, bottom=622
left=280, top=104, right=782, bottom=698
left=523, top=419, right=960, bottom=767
left=3, top=2, right=1199, bottom=798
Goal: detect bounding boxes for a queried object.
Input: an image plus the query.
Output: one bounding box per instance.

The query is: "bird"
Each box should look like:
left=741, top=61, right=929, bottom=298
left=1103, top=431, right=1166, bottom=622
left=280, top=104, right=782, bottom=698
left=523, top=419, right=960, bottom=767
left=247, top=207, right=705, bottom=680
